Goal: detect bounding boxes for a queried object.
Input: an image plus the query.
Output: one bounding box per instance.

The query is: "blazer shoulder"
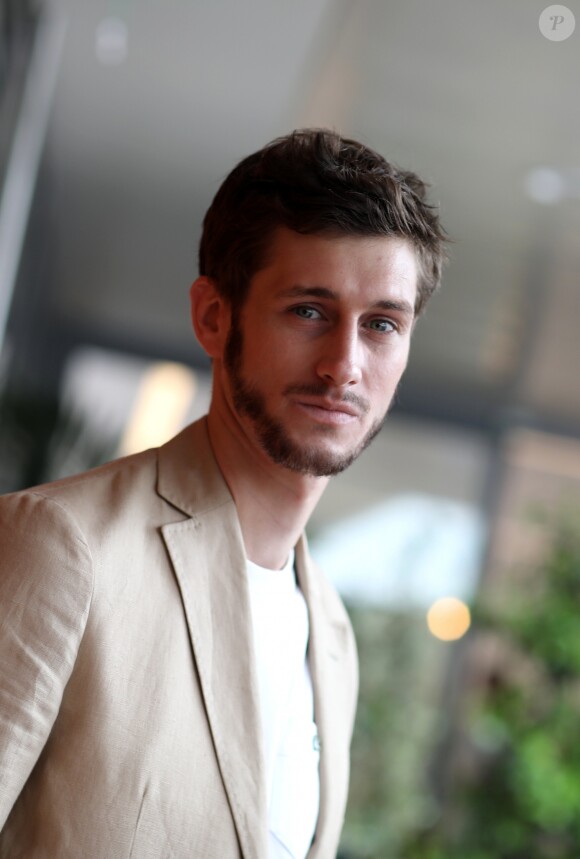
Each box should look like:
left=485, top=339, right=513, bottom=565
left=23, top=444, right=158, bottom=504
left=5, top=445, right=164, bottom=533
left=0, top=489, right=95, bottom=828
left=0, top=486, right=95, bottom=586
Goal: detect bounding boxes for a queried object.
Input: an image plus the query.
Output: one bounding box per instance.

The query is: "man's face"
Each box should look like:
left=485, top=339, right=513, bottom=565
left=219, top=227, right=418, bottom=477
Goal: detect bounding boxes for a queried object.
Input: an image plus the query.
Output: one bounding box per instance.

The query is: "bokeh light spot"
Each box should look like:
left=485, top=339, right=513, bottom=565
left=427, top=597, right=471, bottom=641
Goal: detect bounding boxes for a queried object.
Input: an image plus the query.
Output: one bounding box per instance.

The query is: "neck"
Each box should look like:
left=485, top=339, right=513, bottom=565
left=206, top=402, right=328, bottom=571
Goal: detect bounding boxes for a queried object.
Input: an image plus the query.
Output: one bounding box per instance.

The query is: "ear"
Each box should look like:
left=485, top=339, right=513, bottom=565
left=189, top=276, right=231, bottom=359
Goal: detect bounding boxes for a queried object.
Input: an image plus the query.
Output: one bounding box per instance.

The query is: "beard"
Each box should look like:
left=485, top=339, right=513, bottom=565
left=223, top=313, right=389, bottom=477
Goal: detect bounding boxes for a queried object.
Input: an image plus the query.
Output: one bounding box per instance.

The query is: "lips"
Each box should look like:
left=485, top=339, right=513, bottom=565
left=290, top=397, right=363, bottom=428
left=294, top=397, right=360, bottom=417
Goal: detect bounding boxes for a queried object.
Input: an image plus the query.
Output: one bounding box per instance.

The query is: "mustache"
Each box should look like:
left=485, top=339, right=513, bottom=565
left=283, top=383, right=370, bottom=416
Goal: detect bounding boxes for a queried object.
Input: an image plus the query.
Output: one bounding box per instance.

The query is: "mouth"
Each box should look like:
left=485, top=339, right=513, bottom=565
left=292, top=397, right=360, bottom=425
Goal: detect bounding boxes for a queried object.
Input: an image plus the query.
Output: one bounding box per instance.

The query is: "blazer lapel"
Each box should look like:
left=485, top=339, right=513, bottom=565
left=296, top=537, right=353, bottom=859
left=157, top=420, right=268, bottom=859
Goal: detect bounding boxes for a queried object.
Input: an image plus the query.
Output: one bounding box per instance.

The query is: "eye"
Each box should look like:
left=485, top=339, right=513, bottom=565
left=292, top=305, right=322, bottom=320
left=367, top=318, right=396, bottom=333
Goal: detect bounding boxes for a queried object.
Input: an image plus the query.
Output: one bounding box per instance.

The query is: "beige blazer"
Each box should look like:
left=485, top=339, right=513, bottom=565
left=0, top=418, right=358, bottom=859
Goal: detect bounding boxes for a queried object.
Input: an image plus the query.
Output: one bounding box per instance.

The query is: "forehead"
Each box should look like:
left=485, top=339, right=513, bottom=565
left=252, top=227, right=418, bottom=306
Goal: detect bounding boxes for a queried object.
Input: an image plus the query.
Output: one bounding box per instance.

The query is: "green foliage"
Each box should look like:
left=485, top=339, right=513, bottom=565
left=403, top=522, right=580, bottom=859
left=340, top=606, right=446, bottom=858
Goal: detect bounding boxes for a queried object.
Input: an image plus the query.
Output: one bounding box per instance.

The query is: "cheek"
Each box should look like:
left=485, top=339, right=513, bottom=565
left=246, top=329, right=299, bottom=373
left=242, top=347, right=286, bottom=395
left=243, top=325, right=281, bottom=364
left=372, top=351, right=409, bottom=383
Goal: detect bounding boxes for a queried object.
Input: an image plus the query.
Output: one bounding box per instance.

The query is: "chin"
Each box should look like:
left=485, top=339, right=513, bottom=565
left=258, top=423, right=380, bottom=478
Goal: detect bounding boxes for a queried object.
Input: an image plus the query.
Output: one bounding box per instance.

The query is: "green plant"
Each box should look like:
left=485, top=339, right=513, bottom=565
left=403, top=522, right=580, bottom=859
left=340, top=606, right=446, bottom=859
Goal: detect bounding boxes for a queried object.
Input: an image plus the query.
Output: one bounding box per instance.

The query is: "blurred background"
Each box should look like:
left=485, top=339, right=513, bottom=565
left=1, top=1, right=580, bottom=855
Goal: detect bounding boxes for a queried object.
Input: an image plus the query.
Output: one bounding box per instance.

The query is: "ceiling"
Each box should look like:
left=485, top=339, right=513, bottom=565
left=13, top=0, right=580, bottom=433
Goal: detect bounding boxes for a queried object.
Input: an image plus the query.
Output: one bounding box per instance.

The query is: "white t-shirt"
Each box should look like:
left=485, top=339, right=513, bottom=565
left=247, top=552, right=320, bottom=859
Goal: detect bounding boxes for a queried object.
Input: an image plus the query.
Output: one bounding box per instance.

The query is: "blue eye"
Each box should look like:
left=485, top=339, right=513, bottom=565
left=293, top=306, right=321, bottom=319
left=368, top=318, right=395, bottom=333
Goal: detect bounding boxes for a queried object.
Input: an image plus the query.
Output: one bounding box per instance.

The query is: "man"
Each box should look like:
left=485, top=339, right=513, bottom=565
left=0, top=129, right=446, bottom=858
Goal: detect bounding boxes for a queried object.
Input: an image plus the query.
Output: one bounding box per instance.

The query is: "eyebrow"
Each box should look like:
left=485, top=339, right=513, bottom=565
left=279, top=285, right=415, bottom=318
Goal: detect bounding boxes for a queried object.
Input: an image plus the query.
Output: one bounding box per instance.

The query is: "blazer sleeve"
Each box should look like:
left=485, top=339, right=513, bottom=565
left=0, top=490, right=93, bottom=828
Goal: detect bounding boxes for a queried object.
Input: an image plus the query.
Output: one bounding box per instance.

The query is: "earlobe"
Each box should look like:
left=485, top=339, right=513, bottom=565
left=189, top=276, right=230, bottom=359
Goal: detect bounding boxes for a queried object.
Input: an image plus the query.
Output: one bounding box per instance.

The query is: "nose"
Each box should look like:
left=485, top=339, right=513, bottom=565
left=315, top=324, right=362, bottom=387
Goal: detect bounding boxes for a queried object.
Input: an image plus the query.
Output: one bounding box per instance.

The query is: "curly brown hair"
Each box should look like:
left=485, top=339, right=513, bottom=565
left=199, top=128, right=448, bottom=316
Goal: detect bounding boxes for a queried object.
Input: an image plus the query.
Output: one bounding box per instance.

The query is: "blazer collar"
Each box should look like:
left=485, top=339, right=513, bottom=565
left=157, top=417, right=231, bottom=519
